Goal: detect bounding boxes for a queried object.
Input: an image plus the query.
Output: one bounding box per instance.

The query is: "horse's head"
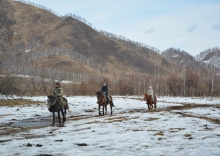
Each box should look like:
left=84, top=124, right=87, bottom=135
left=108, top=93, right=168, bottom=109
left=96, top=91, right=105, bottom=102
left=96, top=91, right=102, bottom=97
left=144, top=93, right=149, bottom=100
left=47, top=95, right=53, bottom=101
left=47, top=95, right=54, bottom=107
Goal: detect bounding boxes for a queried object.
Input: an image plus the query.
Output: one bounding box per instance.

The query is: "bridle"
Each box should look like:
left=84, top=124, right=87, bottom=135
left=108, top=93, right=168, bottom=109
left=97, top=94, right=106, bottom=104
left=48, top=96, right=57, bottom=106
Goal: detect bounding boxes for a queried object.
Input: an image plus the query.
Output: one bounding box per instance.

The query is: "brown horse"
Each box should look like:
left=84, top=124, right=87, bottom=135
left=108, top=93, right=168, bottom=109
left=96, top=91, right=114, bottom=116
left=47, top=95, right=70, bottom=125
left=144, top=93, right=157, bottom=111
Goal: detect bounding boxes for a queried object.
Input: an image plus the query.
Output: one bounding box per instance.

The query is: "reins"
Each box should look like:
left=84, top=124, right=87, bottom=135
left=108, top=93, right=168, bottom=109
left=48, top=96, right=60, bottom=106
left=98, top=94, right=106, bottom=105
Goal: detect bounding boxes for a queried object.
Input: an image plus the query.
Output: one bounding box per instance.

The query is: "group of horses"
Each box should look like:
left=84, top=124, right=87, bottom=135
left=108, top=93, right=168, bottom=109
left=47, top=92, right=157, bottom=126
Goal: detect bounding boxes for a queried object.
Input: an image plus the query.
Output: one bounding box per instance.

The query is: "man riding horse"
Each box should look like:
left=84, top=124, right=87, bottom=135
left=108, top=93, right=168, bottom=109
left=52, top=82, right=65, bottom=108
left=147, top=85, right=154, bottom=103
left=101, top=82, right=109, bottom=103
left=97, top=82, right=109, bottom=104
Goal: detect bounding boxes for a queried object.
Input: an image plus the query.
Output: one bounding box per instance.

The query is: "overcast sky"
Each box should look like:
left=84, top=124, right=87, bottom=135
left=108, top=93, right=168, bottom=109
left=27, top=0, right=220, bottom=56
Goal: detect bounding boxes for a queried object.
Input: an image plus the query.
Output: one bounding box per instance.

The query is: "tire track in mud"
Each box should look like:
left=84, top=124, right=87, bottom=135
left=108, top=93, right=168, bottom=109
left=125, top=102, right=220, bottom=125
left=121, top=97, right=220, bottom=125
left=160, top=102, right=220, bottom=125
left=115, top=102, right=220, bottom=126
left=173, top=111, right=220, bottom=125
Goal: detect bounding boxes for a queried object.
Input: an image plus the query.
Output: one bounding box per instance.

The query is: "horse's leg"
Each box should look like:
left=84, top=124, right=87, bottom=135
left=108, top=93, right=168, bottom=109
left=102, top=105, right=105, bottom=116
left=64, top=108, right=67, bottom=117
left=61, top=109, right=66, bottom=123
left=150, top=103, right=152, bottom=111
left=150, top=97, right=153, bottom=111
left=58, top=111, right=61, bottom=124
left=52, top=111, right=55, bottom=125
left=98, top=105, right=101, bottom=116
left=150, top=101, right=153, bottom=111
left=154, top=98, right=157, bottom=110
left=147, top=103, right=150, bottom=111
left=105, top=105, right=107, bottom=115
left=110, top=102, right=113, bottom=115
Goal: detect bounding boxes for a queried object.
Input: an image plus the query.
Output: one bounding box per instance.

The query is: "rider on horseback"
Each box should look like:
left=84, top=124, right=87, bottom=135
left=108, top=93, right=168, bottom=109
left=52, top=82, right=64, bottom=108
left=147, top=85, right=154, bottom=102
left=101, top=82, right=109, bottom=103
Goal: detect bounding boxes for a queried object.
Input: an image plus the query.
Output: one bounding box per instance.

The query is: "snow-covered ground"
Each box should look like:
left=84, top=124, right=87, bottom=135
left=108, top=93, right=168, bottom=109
left=0, top=96, right=220, bottom=156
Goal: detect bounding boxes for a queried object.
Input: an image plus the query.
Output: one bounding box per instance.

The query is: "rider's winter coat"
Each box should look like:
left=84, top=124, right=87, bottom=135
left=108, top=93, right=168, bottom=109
left=52, top=87, right=64, bottom=107
left=101, top=85, right=108, bottom=94
left=147, top=88, right=153, bottom=96
left=147, top=88, right=154, bottom=102
left=53, top=87, right=64, bottom=97
left=101, top=85, right=109, bottom=102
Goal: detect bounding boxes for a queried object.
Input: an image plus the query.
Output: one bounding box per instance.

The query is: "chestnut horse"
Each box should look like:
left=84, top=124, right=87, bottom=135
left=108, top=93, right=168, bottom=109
left=96, top=91, right=114, bottom=116
left=144, top=93, right=157, bottom=111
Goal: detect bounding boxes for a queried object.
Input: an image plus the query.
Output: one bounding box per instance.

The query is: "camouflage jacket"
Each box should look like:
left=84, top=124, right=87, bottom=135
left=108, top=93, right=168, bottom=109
left=52, top=87, right=64, bottom=97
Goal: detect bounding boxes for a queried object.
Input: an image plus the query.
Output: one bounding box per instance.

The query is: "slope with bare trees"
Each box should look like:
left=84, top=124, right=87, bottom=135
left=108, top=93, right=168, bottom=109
left=1, top=0, right=220, bottom=97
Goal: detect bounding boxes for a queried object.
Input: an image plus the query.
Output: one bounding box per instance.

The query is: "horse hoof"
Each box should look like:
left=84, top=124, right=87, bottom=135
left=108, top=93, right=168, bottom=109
left=58, top=123, right=65, bottom=127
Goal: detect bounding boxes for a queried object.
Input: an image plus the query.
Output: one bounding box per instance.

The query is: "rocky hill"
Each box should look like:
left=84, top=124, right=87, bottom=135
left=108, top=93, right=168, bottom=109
left=161, top=48, right=195, bottom=67
left=195, top=47, right=220, bottom=70
left=161, top=48, right=218, bottom=74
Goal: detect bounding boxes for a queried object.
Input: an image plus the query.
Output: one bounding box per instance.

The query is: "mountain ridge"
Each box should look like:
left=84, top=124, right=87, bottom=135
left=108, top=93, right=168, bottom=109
left=1, top=0, right=219, bottom=81
left=1, top=0, right=177, bottom=80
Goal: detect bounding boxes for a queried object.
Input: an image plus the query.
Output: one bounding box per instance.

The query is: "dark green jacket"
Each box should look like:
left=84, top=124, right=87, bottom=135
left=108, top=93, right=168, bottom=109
left=53, top=87, right=64, bottom=97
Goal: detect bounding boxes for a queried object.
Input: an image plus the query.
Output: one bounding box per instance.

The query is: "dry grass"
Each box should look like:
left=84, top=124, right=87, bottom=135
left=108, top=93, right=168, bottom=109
left=0, top=99, right=43, bottom=106
left=154, top=131, right=164, bottom=136
left=144, top=117, right=160, bottom=121
left=105, top=116, right=129, bottom=123
left=0, top=139, right=13, bottom=143
left=184, top=134, right=192, bottom=137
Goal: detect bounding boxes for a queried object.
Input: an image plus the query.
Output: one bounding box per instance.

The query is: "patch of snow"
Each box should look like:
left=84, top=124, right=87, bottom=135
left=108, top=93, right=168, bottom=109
left=0, top=96, right=220, bottom=156
left=25, top=49, right=32, bottom=53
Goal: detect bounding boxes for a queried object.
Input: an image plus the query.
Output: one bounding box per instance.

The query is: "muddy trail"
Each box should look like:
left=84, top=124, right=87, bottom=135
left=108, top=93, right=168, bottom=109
left=0, top=99, right=220, bottom=143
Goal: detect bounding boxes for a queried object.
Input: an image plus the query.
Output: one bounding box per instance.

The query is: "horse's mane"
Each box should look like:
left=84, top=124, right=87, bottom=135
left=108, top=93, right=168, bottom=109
left=96, top=91, right=102, bottom=95
left=144, top=93, right=149, bottom=98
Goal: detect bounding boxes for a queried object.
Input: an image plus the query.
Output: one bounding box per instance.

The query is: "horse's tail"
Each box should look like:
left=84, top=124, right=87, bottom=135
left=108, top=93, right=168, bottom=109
left=63, top=97, right=70, bottom=113
left=109, top=95, right=115, bottom=107
left=112, top=101, right=115, bottom=107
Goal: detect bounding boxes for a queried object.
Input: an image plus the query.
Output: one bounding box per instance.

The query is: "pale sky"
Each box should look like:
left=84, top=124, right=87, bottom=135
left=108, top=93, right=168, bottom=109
left=26, top=0, right=220, bottom=56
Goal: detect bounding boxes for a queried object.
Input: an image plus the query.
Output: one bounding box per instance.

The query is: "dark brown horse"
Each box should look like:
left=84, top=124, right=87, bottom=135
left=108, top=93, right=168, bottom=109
left=96, top=91, right=114, bottom=116
left=47, top=95, right=70, bottom=125
left=144, top=93, right=157, bottom=111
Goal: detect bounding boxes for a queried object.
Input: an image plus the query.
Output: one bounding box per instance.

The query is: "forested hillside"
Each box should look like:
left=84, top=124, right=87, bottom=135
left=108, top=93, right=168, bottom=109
left=195, top=47, right=220, bottom=69
left=0, top=0, right=220, bottom=97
